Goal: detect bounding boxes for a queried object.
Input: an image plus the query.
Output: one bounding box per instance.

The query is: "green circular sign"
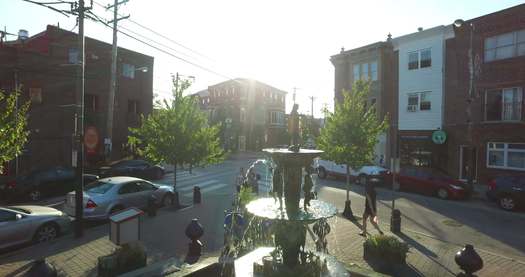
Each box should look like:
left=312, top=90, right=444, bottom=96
left=432, top=130, right=447, bottom=144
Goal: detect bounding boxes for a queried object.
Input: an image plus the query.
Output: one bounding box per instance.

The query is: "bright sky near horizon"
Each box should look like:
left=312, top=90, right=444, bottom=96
left=1, top=0, right=523, bottom=117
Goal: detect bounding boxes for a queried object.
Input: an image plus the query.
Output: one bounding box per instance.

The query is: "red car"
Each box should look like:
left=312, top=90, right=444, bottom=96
left=397, top=167, right=467, bottom=200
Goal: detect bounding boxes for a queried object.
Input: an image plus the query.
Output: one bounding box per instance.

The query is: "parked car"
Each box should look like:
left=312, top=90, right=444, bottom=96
left=0, top=167, right=99, bottom=202
left=64, top=176, right=175, bottom=220
left=313, top=158, right=392, bottom=186
left=486, top=176, right=525, bottom=211
left=397, top=167, right=467, bottom=200
left=0, top=205, right=70, bottom=249
left=99, top=160, right=165, bottom=180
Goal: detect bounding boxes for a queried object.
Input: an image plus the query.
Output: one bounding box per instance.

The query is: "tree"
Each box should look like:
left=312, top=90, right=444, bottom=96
left=317, top=81, right=388, bottom=219
left=0, top=90, right=30, bottom=174
left=128, top=77, right=223, bottom=190
left=300, top=115, right=320, bottom=145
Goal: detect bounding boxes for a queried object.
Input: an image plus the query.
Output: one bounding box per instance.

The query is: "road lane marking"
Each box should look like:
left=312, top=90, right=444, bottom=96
left=183, top=183, right=229, bottom=197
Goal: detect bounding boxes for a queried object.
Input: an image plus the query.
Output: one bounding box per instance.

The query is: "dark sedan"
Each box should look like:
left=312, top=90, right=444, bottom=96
left=486, top=176, right=525, bottom=211
left=397, top=167, right=467, bottom=200
left=0, top=167, right=99, bottom=202
left=98, top=160, right=165, bottom=180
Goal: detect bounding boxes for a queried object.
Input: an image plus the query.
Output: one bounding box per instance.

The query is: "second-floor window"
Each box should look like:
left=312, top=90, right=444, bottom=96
left=485, top=29, right=525, bottom=62
left=240, top=107, right=246, bottom=123
left=270, top=111, right=284, bottom=125
left=68, top=48, right=78, bottom=64
left=128, top=100, right=140, bottom=114
left=485, top=87, right=523, bottom=121
left=408, top=49, right=431, bottom=70
left=85, top=94, right=98, bottom=112
left=122, top=63, right=135, bottom=79
left=352, top=61, right=378, bottom=81
left=407, top=92, right=431, bottom=112
left=370, top=61, right=378, bottom=81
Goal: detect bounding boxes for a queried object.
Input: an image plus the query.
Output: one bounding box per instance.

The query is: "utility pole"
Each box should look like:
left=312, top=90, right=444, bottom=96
left=106, top=0, right=129, bottom=161
left=73, top=0, right=90, bottom=238
left=292, top=87, right=300, bottom=105
left=309, top=96, right=315, bottom=118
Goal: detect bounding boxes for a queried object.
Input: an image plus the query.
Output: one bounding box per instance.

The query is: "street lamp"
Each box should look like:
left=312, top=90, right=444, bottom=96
left=135, top=66, right=148, bottom=73
left=453, top=19, right=476, bottom=195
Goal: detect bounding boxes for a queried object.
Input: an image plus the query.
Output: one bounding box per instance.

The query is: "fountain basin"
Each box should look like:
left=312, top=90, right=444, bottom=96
left=246, top=198, right=337, bottom=222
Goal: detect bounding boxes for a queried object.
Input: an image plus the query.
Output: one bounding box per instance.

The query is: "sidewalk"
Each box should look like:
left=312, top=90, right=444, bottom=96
left=0, top=194, right=233, bottom=276
left=316, top=214, right=525, bottom=277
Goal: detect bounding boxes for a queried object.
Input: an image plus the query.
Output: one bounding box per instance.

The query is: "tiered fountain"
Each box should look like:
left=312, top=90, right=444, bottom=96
left=232, top=105, right=349, bottom=277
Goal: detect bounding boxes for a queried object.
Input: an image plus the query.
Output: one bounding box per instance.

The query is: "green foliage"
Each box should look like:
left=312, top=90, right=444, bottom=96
left=300, top=115, right=320, bottom=144
left=364, top=234, right=409, bottom=263
left=317, top=80, right=388, bottom=171
left=0, top=90, right=30, bottom=174
left=238, top=185, right=256, bottom=207
left=127, top=77, right=223, bottom=183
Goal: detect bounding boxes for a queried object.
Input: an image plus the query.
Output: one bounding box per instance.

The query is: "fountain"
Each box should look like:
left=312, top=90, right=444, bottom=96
left=230, top=104, right=349, bottom=277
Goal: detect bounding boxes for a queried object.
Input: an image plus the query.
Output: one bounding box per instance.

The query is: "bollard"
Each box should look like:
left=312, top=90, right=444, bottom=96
left=390, top=209, right=401, bottom=233
left=147, top=195, right=157, bottom=217
left=455, top=244, right=483, bottom=277
left=193, top=186, right=201, bottom=204
left=185, top=218, right=204, bottom=264
left=173, top=191, right=180, bottom=208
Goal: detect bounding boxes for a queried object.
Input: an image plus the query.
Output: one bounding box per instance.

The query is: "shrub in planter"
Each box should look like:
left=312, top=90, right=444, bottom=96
left=98, top=242, right=147, bottom=277
left=363, top=234, right=409, bottom=272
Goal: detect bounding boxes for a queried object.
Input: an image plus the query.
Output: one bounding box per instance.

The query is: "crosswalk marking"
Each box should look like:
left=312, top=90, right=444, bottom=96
left=183, top=183, right=230, bottom=197
left=177, top=180, right=217, bottom=192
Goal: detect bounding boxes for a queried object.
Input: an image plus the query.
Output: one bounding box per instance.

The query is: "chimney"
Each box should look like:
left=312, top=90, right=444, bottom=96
left=18, top=29, right=29, bottom=41
left=417, top=27, right=423, bottom=32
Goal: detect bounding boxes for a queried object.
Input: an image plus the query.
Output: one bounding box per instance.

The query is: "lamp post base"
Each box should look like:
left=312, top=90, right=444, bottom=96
left=342, top=200, right=354, bottom=220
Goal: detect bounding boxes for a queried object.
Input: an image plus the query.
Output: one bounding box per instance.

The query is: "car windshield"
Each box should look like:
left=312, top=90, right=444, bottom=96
left=85, top=181, right=114, bottom=194
left=6, top=207, right=31, bottom=214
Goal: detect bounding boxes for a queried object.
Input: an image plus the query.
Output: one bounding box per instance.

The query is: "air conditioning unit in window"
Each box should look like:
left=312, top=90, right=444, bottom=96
left=407, top=105, right=417, bottom=112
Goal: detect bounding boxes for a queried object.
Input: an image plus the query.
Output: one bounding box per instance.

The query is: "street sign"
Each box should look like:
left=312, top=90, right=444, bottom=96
left=432, top=130, right=447, bottom=144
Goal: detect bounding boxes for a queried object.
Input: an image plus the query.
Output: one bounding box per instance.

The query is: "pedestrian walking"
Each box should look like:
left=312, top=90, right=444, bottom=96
left=360, top=182, right=384, bottom=236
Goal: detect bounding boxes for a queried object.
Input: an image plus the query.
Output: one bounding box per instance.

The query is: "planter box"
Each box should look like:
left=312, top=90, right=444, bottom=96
left=363, top=242, right=407, bottom=274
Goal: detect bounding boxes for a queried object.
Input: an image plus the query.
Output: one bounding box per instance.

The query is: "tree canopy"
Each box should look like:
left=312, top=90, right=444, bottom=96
left=317, top=80, right=388, bottom=170
left=0, top=90, right=30, bottom=174
left=128, top=77, right=223, bottom=188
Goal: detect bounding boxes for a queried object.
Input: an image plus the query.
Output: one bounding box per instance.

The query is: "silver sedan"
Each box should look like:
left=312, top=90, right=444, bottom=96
left=64, top=176, right=175, bottom=220
left=0, top=205, right=71, bottom=249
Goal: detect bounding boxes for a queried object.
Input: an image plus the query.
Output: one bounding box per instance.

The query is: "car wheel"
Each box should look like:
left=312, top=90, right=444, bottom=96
left=34, top=223, right=59, bottom=243
left=437, top=188, right=449, bottom=200
left=499, top=195, right=516, bottom=211
left=357, top=174, right=368, bottom=185
left=29, top=190, right=41, bottom=201
left=162, top=194, right=174, bottom=207
left=317, top=167, right=327, bottom=179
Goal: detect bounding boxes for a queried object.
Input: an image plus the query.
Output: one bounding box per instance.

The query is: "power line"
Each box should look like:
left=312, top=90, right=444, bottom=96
left=20, top=0, right=73, bottom=17
left=92, top=0, right=213, bottom=62
left=85, top=10, right=236, bottom=80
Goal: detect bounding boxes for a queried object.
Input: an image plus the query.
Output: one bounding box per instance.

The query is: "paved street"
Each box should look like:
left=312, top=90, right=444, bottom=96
left=2, top=155, right=525, bottom=276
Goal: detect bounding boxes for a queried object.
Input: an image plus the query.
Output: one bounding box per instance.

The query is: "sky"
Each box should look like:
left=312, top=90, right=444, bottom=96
left=1, top=0, right=523, bottom=117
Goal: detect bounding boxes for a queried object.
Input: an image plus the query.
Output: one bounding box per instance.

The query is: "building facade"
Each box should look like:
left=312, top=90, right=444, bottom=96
left=0, top=25, right=153, bottom=174
left=196, top=78, right=287, bottom=151
left=330, top=41, right=395, bottom=167
left=392, top=26, right=454, bottom=171
left=444, top=4, right=525, bottom=183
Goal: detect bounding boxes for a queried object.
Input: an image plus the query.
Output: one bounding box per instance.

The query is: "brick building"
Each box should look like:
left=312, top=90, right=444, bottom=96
left=0, top=25, right=153, bottom=174
left=330, top=41, right=395, bottom=167
left=444, top=4, right=525, bottom=183
left=195, top=78, right=287, bottom=151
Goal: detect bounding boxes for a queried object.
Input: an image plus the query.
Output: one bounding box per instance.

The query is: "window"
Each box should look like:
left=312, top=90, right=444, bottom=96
left=240, top=107, right=246, bottom=122
left=0, top=210, right=16, bottom=222
left=353, top=64, right=360, bottom=81
left=485, top=88, right=522, bottom=121
left=29, top=88, right=42, bottom=104
left=137, top=181, right=157, bottom=191
left=408, top=52, right=419, bottom=70
left=407, top=92, right=431, bottom=112
left=270, top=111, right=284, bottom=125
left=128, top=100, right=140, bottom=114
left=485, top=29, right=525, bottom=62
left=370, top=61, right=378, bottom=81
left=408, top=49, right=431, bottom=70
left=361, top=63, right=369, bottom=80
left=487, top=142, right=525, bottom=170
left=122, top=63, right=135, bottom=79
left=68, top=48, right=79, bottom=64
left=420, top=49, right=432, bottom=68
left=119, top=182, right=139, bottom=194
left=85, top=94, right=98, bottom=112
